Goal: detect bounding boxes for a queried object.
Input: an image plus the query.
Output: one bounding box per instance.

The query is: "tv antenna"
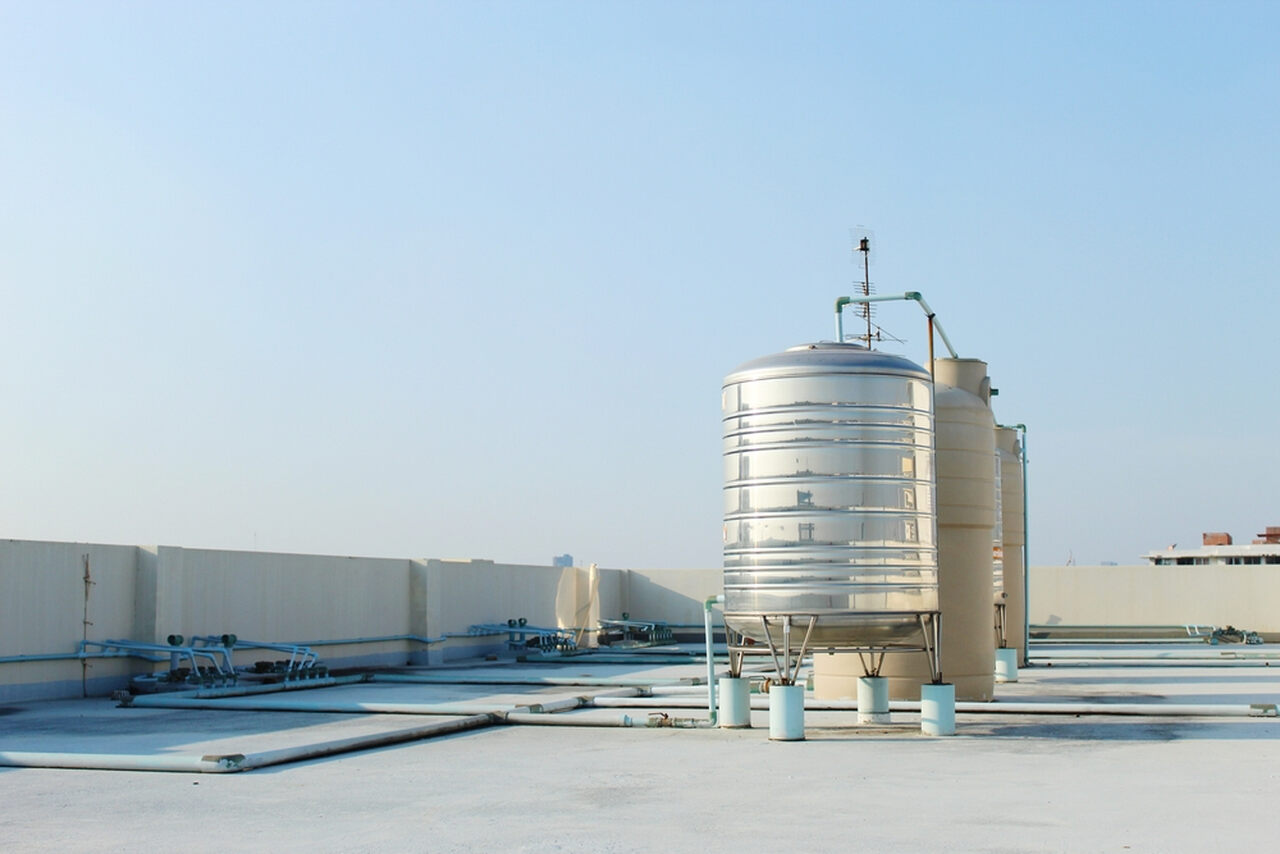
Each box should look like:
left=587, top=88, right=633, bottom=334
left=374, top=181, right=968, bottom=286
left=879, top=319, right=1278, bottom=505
left=849, top=227, right=875, bottom=347
left=843, top=227, right=907, bottom=349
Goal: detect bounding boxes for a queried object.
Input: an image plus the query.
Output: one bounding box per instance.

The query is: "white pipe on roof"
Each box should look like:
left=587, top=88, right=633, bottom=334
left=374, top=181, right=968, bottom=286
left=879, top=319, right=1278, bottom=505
left=0, top=714, right=498, bottom=774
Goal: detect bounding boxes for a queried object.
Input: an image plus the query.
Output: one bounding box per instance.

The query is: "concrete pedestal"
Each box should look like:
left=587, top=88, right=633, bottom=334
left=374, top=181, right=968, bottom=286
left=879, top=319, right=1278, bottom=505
left=768, top=684, right=805, bottom=741
left=921, top=683, right=956, bottom=736
left=718, top=677, right=751, bottom=728
left=995, top=647, right=1018, bottom=683
left=857, top=676, right=890, bottom=724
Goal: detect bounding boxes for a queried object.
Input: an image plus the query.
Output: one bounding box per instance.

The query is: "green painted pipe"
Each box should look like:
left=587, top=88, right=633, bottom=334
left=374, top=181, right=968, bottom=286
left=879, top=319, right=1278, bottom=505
left=834, top=291, right=959, bottom=357
left=704, top=594, right=723, bottom=726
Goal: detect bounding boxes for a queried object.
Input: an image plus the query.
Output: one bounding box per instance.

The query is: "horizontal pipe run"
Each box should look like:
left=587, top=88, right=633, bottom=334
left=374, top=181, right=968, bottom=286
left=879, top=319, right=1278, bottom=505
left=232, top=714, right=497, bottom=770
left=502, top=710, right=715, bottom=728
left=834, top=292, right=960, bottom=357
left=294, top=634, right=448, bottom=647
left=955, top=701, right=1278, bottom=717
left=0, top=714, right=498, bottom=774
left=369, top=673, right=703, bottom=688
left=505, top=712, right=639, bottom=727
left=1031, top=649, right=1280, bottom=660
left=122, top=696, right=516, bottom=716
left=647, top=685, right=724, bottom=696
left=535, top=655, right=727, bottom=665
left=135, top=674, right=367, bottom=701
left=1031, top=640, right=1277, bottom=649
left=585, top=696, right=1279, bottom=718
left=0, top=651, right=167, bottom=665
left=0, top=751, right=230, bottom=773
left=1030, top=659, right=1276, bottom=668
left=123, top=687, right=643, bottom=718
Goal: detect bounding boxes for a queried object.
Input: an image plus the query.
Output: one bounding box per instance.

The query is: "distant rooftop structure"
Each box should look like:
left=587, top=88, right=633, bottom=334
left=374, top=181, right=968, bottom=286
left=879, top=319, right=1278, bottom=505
left=552, top=554, right=574, bottom=568
left=1144, top=525, right=1280, bottom=566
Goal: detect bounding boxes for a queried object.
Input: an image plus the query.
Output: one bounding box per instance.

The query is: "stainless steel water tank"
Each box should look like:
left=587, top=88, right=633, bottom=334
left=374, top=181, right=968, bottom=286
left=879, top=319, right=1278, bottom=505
left=722, top=342, right=939, bottom=646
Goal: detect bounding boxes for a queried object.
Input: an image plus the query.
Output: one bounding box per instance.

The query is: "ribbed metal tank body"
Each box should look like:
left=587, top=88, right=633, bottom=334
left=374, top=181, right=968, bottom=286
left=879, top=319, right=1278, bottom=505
left=722, top=343, right=939, bottom=646
left=996, top=427, right=1026, bottom=661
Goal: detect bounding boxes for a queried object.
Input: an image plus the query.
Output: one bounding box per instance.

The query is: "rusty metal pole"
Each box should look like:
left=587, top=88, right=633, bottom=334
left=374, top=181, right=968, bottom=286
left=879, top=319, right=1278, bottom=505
left=927, top=315, right=936, bottom=377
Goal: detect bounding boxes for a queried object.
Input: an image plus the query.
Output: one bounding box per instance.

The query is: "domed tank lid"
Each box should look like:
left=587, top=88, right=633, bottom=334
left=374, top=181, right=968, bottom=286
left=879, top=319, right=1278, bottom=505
left=725, top=342, right=930, bottom=384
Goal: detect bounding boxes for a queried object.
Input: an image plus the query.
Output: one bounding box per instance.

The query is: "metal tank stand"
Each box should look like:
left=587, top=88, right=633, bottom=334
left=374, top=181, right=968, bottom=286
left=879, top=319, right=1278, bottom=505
left=724, top=611, right=944, bottom=685
left=994, top=601, right=1008, bottom=649
left=724, top=611, right=943, bottom=740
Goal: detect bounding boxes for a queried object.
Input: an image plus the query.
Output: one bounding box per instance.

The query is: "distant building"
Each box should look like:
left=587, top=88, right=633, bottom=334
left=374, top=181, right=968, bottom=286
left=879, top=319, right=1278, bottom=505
left=552, top=554, right=574, bottom=568
left=1143, top=526, right=1280, bottom=566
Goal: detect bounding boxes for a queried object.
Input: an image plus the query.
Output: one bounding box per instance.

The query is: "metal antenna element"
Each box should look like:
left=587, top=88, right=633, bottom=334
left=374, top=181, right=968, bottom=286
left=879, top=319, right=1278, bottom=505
left=859, top=236, right=872, bottom=346
left=849, top=228, right=876, bottom=347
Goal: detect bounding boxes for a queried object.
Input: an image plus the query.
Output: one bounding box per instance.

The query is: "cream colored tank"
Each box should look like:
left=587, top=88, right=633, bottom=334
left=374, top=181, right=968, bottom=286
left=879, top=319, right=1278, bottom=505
left=814, top=358, right=996, bottom=702
left=996, top=427, right=1026, bottom=664
left=993, top=450, right=1005, bottom=605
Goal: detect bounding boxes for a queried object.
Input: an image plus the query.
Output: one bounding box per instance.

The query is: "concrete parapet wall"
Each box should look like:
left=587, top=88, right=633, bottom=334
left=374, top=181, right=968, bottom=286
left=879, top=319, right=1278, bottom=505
left=0, top=540, right=142, bottom=701
left=1030, top=564, right=1280, bottom=638
left=19, top=541, right=1280, bottom=700
left=0, top=538, right=718, bottom=699
left=624, top=569, right=724, bottom=626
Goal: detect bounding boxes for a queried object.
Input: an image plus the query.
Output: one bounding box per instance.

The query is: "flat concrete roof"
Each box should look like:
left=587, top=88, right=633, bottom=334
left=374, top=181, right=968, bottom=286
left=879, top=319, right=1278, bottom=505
left=2, top=645, right=1278, bottom=852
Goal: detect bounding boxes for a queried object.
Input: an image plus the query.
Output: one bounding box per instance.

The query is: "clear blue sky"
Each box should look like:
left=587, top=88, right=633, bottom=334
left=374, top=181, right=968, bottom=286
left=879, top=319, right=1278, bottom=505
left=2, top=2, right=1277, bottom=567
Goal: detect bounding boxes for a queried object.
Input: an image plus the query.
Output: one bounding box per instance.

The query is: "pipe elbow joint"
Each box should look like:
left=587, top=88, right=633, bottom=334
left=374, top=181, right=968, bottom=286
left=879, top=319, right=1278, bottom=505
left=834, top=296, right=853, bottom=312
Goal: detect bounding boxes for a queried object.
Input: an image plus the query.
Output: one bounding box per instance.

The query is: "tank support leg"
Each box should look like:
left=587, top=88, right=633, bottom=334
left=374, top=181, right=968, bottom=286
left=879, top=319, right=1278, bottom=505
left=759, top=615, right=817, bottom=686
left=791, top=617, right=816, bottom=684
left=727, top=628, right=745, bottom=679
left=918, top=612, right=943, bottom=684
left=857, top=650, right=886, bottom=677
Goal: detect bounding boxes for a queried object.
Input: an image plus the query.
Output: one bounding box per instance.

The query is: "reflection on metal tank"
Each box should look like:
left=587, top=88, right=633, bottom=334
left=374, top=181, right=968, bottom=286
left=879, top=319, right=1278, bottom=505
left=722, top=342, right=939, bottom=646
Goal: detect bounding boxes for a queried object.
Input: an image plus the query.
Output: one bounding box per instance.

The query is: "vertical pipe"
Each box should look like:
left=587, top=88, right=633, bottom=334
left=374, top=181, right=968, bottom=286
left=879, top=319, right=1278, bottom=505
left=704, top=595, right=722, bottom=725
left=81, top=554, right=92, bottom=698
left=927, top=315, right=935, bottom=377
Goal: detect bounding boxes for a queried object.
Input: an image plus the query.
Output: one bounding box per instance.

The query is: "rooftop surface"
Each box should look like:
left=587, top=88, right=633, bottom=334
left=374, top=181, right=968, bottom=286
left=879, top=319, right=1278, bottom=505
left=2, top=644, right=1278, bottom=852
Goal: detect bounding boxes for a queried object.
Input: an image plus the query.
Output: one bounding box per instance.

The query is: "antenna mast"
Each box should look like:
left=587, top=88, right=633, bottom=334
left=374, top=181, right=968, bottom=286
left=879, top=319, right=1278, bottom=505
left=858, top=235, right=872, bottom=347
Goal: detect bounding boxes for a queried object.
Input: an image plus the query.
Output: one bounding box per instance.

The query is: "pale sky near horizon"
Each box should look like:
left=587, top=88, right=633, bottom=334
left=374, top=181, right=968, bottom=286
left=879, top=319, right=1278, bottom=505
left=2, top=2, right=1277, bottom=568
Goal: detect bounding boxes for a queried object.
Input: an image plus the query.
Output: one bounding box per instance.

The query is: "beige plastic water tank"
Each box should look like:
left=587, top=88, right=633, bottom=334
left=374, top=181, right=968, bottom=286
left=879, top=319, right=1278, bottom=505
left=993, top=449, right=1005, bottom=607
left=996, top=427, right=1026, bottom=664
left=813, top=357, right=996, bottom=702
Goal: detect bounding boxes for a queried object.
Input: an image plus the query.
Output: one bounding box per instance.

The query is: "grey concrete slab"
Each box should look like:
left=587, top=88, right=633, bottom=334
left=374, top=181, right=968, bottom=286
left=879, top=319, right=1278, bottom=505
left=1, top=649, right=1277, bottom=853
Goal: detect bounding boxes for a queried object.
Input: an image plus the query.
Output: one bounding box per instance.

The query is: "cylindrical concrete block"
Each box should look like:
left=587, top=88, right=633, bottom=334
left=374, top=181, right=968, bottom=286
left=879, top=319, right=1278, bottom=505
left=768, top=684, right=805, bottom=741
left=921, top=682, right=956, bottom=736
left=995, top=647, right=1018, bottom=683
left=857, top=676, right=890, bottom=724
left=718, top=677, right=752, bottom=728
